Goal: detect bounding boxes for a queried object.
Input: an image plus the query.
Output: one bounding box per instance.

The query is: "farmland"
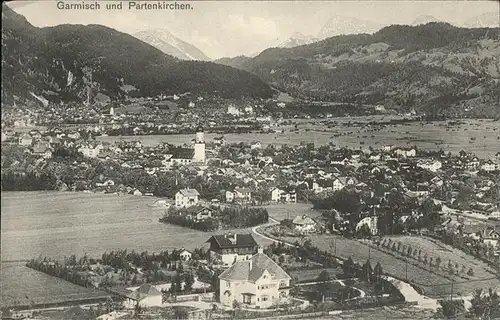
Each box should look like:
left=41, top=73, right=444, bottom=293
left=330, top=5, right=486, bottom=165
left=280, top=233, right=500, bottom=299
left=1, top=261, right=109, bottom=308
left=1, top=191, right=274, bottom=306
left=97, top=117, right=500, bottom=159
left=381, top=235, right=499, bottom=284
left=1, top=191, right=272, bottom=262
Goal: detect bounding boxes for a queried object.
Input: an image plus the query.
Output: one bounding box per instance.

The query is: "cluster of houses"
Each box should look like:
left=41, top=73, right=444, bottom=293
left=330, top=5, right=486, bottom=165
left=120, top=233, right=291, bottom=311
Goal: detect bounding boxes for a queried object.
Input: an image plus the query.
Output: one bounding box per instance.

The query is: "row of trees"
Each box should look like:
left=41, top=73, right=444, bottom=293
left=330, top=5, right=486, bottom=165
left=376, top=238, right=475, bottom=278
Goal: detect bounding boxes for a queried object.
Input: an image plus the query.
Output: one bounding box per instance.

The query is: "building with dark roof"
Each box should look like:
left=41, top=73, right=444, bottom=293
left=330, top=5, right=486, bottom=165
left=218, top=248, right=291, bottom=309
left=206, top=233, right=258, bottom=266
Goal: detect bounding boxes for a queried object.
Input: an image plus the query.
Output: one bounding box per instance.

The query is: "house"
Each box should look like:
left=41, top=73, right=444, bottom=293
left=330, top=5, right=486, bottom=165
left=482, top=160, right=499, bottom=172
left=31, top=141, right=53, bottom=158
left=213, top=136, right=225, bottom=146
left=356, top=216, right=378, bottom=235
left=394, top=148, right=416, bottom=158
left=430, top=176, right=444, bottom=189
left=270, top=187, right=297, bottom=203
left=226, top=187, right=252, bottom=203
left=179, top=249, right=192, bottom=261
left=18, top=134, right=33, bottom=146
left=175, top=189, right=200, bottom=208
left=78, top=144, right=104, bottom=158
left=417, top=160, right=442, bottom=172
left=244, top=105, right=254, bottom=114
left=206, top=233, right=258, bottom=266
left=250, top=141, right=262, bottom=150
left=465, top=157, right=481, bottom=171
left=227, top=105, right=241, bottom=116
left=183, top=205, right=213, bottom=221
left=218, top=248, right=291, bottom=309
left=124, top=283, right=162, bottom=308
left=332, top=177, right=357, bottom=191
left=96, top=179, right=115, bottom=188
left=478, top=228, right=500, bottom=247
left=292, top=215, right=317, bottom=232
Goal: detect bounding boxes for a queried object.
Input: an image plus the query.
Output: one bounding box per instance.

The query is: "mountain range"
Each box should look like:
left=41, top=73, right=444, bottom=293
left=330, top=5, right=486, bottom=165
left=216, top=22, right=500, bottom=117
left=133, top=29, right=211, bottom=61
left=278, top=32, right=319, bottom=48
left=317, top=15, right=382, bottom=40
left=1, top=5, right=273, bottom=107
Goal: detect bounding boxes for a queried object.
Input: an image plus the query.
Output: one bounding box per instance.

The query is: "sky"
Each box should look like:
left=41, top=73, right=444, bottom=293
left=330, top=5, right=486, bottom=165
left=6, top=0, right=499, bottom=59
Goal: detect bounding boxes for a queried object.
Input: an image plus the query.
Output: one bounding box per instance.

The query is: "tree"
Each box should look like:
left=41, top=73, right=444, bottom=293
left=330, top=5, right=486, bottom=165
left=435, top=299, right=465, bottom=319
left=184, top=272, right=195, bottom=293
left=436, top=256, right=442, bottom=269
left=373, top=262, right=383, bottom=283
left=342, top=257, right=356, bottom=278
left=468, top=288, right=500, bottom=319
left=317, top=270, right=332, bottom=283
left=467, top=268, right=474, bottom=276
left=362, top=259, right=373, bottom=282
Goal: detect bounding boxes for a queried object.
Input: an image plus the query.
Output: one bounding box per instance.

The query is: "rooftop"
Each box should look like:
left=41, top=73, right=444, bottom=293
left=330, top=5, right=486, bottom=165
left=178, top=188, right=200, bottom=197
left=207, top=233, right=258, bottom=249
left=126, top=283, right=161, bottom=301
left=219, top=252, right=290, bottom=282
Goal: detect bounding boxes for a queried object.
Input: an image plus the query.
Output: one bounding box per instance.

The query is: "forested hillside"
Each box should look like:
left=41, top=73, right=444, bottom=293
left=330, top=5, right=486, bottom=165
left=217, top=23, right=500, bottom=117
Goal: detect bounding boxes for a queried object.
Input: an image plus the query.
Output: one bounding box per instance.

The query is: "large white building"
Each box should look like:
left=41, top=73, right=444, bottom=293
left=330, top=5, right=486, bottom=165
left=175, top=189, right=200, bottom=208
left=219, top=248, right=291, bottom=309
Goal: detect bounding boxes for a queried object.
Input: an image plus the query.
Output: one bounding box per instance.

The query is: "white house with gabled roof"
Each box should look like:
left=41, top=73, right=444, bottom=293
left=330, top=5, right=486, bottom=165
left=218, top=248, right=291, bottom=309
left=175, top=188, right=200, bottom=208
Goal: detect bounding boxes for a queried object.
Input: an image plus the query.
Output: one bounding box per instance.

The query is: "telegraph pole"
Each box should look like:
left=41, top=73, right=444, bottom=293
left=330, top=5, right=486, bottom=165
left=450, top=280, right=454, bottom=301
left=405, top=258, right=408, bottom=281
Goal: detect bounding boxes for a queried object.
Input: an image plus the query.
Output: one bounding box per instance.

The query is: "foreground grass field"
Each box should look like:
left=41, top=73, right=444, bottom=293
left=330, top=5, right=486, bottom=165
left=282, top=234, right=500, bottom=298
left=1, top=262, right=109, bottom=307
left=1, top=191, right=272, bottom=262
left=1, top=191, right=274, bottom=307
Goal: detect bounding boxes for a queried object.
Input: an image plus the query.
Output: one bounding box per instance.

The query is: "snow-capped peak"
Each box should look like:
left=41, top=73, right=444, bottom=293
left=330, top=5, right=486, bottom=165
left=133, top=29, right=211, bottom=61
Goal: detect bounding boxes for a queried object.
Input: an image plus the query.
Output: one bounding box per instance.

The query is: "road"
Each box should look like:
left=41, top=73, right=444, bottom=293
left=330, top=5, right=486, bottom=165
left=251, top=218, right=299, bottom=247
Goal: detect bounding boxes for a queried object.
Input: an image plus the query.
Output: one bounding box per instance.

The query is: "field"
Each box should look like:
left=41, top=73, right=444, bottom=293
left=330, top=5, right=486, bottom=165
left=1, top=191, right=275, bottom=307
left=1, top=262, right=109, bottom=307
left=281, top=234, right=500, bottom=299
left=381, top=236, right=499, bottom=283
left=97, top=117, right=500, bottom=159
left=1, top=191, right=272, bottom=262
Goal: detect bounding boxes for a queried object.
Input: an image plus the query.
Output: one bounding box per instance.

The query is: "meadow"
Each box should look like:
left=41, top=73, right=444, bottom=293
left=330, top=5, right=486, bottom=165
left=1, top=191, right=272, bottom=262
left=97, top=118, right=500, bottom=159
left=1, top=191, right=274, bottom=307
left=1, top=261, right=109, bottom=307
left=282, top=234, right=500, bottom=299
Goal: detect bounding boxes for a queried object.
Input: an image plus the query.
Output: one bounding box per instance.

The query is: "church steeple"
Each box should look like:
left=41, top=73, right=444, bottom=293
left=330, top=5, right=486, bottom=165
left=193, top=125, right=205, bottom=163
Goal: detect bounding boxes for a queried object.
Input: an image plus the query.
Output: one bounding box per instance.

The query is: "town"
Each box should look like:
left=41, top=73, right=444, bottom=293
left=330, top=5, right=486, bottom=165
left=1, top=111, right=499, bottom=319
left=2, top=1, right=500, bottom=319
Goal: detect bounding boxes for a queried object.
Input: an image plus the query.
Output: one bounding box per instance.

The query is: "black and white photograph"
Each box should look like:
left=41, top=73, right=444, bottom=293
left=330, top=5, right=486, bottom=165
left=1, top=0, right=499, bottom=319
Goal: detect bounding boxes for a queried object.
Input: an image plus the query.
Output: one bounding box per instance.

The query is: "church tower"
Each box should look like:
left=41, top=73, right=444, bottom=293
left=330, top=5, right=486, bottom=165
left=193, top=126, right=205, bottom=163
